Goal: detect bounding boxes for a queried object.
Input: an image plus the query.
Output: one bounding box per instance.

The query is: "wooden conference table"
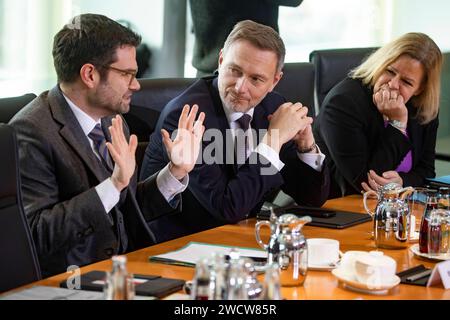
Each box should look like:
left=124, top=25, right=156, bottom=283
left=19, top=195, right=450, bottom=300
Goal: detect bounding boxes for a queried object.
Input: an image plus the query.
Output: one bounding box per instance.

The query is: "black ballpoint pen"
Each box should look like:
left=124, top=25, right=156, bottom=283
left=405, top=269, right=432, bottom=282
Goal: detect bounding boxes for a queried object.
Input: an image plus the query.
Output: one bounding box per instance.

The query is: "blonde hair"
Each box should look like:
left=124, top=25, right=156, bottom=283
left=223, top=20, right=286, bottom=73
left=351, top=33, right=442, bottom=124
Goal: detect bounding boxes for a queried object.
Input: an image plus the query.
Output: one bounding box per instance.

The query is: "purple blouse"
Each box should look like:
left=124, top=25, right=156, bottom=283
left=384, top=121, right=412, bottom=173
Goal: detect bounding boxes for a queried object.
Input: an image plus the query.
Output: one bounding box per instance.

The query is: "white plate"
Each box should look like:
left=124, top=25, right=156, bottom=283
left=331, top=268, right=400, bottom=294
left=409, top=244, right=450, bottom=261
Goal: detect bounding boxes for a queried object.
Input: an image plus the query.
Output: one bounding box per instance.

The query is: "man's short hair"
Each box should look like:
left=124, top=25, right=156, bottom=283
left=53, top=14, right=141, bottom=83
left=223, top=20, right=286, bottom=72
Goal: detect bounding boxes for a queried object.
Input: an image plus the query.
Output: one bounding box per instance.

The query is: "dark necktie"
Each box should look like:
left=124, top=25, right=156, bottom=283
left=88, top=124, right=113, bottom=170
left=235, top=114, right=252, bottom=164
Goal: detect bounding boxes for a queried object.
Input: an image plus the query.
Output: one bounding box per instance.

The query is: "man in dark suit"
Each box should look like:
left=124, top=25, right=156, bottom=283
left=141, top=20, right=329, bottom=243
left=9, top=14, right=205, bottom=277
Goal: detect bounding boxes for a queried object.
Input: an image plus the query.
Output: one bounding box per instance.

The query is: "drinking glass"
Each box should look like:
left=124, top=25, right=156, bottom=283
left=407, top=187, right=429, bottom=240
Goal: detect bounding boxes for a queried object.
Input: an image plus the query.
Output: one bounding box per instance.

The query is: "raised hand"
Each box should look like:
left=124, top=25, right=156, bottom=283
left=163, top=104, right=206, bottom=180
left=106, top=115, right=138, bottom=192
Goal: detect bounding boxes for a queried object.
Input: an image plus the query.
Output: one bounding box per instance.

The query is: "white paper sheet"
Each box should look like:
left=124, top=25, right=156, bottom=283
left=149, top=242, right=267, bottom=266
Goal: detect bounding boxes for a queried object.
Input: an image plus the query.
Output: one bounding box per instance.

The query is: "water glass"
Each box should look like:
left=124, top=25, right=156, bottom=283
left=407, top=187, right=429, bottom=237
left=103, top=271, right=135, bottom=300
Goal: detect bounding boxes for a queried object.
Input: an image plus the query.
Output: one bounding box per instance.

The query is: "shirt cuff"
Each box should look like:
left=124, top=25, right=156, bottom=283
left=255, top=142, right=285, bottom=172
left=297, top=145, right=326, bottom=172
left=156, top=163, right=189, bottom=204
left=95, top=178, right=121, bottom=214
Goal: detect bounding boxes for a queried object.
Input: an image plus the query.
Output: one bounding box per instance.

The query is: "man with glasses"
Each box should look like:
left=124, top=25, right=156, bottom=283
left=9, top=14, right=205, bottom=277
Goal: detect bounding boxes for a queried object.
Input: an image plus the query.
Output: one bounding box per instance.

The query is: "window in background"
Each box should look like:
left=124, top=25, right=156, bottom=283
left=279, top=0, right=390, bottom=63
left=0, top=0, right=164, bottom=98
left=0, top=0, right=73, bottom=98
left=0, top=0, right=4, bottom=65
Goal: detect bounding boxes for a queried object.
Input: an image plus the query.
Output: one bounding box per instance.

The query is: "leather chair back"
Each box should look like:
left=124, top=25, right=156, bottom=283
left=0, top=124, right=41, bottom=292
left=126, top=78, right=196, bottom=173
left=0, top=93, right=37, bottom=124
left=309, top=47, right=377, bottom=113
left=275, top=62, right=315, bottom=117
left=126, top=78, right=196, bottom=142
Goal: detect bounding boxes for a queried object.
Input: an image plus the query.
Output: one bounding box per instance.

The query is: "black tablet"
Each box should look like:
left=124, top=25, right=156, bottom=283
left=257, top=205, right=372, bottom=229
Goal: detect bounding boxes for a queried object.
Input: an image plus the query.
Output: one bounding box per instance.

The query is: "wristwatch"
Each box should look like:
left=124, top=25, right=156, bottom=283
left=388, top=119, right=407, bottom=131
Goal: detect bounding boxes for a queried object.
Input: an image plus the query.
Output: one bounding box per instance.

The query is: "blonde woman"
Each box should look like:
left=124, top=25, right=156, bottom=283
left=314, top=33, right=442, bottom=198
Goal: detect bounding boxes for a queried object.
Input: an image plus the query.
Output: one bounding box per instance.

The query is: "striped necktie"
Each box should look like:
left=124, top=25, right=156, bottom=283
left=88, top=124, right=113, bottom=170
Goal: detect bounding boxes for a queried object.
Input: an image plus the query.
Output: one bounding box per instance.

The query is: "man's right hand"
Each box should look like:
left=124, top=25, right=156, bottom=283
left=106, top=115, right=138, bottom=192
left=263, top=102, right=313, bottom=153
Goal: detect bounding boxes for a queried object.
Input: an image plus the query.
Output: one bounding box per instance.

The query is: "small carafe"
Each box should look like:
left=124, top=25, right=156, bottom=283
left=363, top=183, right=414, bottom=249
left=255, top=213, right=311, bottom=286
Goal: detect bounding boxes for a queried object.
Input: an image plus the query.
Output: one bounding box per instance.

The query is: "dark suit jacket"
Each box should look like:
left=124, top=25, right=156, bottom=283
left=9, top=86, right=176, bottom=277
left=140, top=77, right=329, bottom=242
left=314, top=78, right=438, bottom=198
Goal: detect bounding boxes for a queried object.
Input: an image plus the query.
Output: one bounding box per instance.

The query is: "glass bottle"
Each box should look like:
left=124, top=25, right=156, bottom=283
left=419, top=190, right=438, bottom=253
left=104, top=255, right=135, bottom=300
left=262, top=263, right=282, bottom=300
left=210, top=253, right=227, bottom=300
left=191, top=258, right=211, bottom=300
left=226, top=258, right=247, bottom=300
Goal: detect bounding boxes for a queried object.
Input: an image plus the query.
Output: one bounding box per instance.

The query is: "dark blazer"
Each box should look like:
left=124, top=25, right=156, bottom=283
left=314, top=78, right=438, bottom=198
left=9, top=86, right=176, bottom=277
left=140, top=77, right=329, bottom=242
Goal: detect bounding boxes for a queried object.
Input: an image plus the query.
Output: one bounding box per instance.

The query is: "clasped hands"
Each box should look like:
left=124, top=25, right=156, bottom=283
left=361, top=170, right=404, bottom=195
left=264, top=102, right=316, bottom=153
left=106, top=105, right=205, bottom=192
left=373, top=84, right=408, bottom=126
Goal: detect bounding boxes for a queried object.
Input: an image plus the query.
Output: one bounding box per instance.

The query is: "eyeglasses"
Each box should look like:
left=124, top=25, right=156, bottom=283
left=103, top=65, right=138, bottom=86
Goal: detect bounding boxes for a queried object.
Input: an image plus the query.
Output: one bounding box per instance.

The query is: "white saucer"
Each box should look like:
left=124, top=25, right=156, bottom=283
left=308, top=261, right=339, bottom=271
left=409, top=244, right=450, bottom=261
left=331, top=268, right=400, bottom=294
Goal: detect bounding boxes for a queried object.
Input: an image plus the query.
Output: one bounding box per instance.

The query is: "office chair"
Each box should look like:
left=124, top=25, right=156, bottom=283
left=309, top=47, right=378, bottom=114
left=275, top=62, right=315, bottom=117
left=125, top=78, right=196, bottom=173
left=0, top=93, right=36, bottom=124
left=0, top=124, right=41, bottom=293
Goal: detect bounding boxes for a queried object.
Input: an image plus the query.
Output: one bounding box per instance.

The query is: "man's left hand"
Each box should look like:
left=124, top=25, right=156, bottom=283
left=293, top=124, right=317, bottom=153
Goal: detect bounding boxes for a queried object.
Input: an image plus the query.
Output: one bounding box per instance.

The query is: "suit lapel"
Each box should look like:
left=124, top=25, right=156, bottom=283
left=207, top=78, right=237, bottom=173
left=48, top=86, right=110, bottom=182
left=100, top=117, right=114, bottom=172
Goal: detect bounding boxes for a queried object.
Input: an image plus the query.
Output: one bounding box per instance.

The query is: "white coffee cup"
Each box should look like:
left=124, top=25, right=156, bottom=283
left=307, top=238, right=340, bottom=266
left=354, top=251, right=396, bottom=287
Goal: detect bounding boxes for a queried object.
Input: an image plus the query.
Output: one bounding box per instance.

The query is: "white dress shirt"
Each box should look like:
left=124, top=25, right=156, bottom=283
left=222, top=104, right=325, bottom=172
left=64, top=95, right=187, bottom=213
